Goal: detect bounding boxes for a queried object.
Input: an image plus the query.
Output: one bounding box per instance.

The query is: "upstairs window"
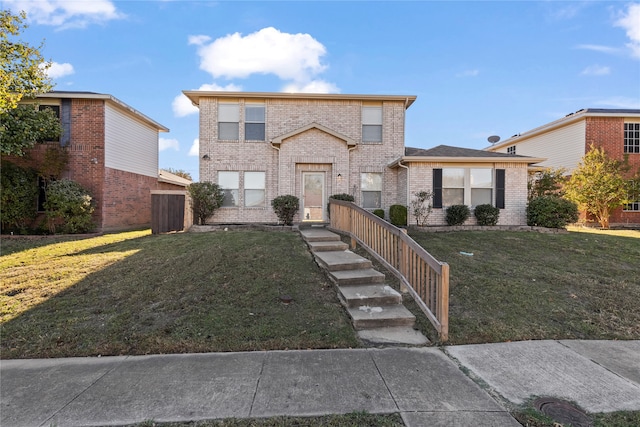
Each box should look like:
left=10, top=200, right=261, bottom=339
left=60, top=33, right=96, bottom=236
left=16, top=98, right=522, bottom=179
left=245, top=104, right=265, bottom=141
left=361, top=172, right=382, bottom=208
left=624, top=123, right=640, bottom=154
left=362, top=106, right=382, bottom=143
left=218, top=103, right=239, bottom=140
left=507, top=146, right=516, bottom=155
left=38, top=105, right=61, bottom=142
left=218, top=171, right=239, bottom=207
left=244, top=172, right=265, bottom=207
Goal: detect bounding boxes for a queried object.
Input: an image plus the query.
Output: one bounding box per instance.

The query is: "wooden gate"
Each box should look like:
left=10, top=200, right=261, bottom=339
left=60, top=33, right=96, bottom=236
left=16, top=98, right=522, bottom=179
left=152, top=192, right=186, bottom=234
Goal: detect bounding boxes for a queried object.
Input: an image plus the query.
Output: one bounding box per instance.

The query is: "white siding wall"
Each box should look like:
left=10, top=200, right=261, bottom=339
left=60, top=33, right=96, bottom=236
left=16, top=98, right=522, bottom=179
left=105, top=104, right=159, bottom=177
left=497, top=120, right=586, bottom=172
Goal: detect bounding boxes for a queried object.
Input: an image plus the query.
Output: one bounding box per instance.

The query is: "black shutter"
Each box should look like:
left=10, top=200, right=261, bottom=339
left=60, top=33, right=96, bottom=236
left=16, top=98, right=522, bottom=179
left=433, top=168, right=443, bottom=208
left=496, top=169, right=505, bottom=209
left=60, top=99, right=71, bottom=147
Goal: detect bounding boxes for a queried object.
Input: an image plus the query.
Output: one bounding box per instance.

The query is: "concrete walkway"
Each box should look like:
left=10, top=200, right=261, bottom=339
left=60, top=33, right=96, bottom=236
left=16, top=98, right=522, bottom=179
left=2, top=341, right=639, bottom=427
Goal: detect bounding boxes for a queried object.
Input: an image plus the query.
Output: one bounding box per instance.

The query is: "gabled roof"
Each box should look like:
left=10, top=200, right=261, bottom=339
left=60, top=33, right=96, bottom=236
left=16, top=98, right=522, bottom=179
left=388, top=145, right=545, bottom=167
left=270, top=122, right=356, bottom=147
left=182, top=91, right=417, bottom=109
left=486, top=108, right=640, bottom=151
left=35, top=91, right=169, bottom=132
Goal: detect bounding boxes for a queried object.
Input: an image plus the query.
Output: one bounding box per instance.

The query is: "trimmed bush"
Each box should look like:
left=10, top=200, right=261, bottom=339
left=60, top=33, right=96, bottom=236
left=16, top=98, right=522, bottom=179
left=527, top=196, right=579, bottom=229
left=446, top=204, right=470, bottom=226
left=188, top=182, right=225, bottom=225
left=474, top=204, right=500, bottom=226
left=389, top=205, right=407, bottom=227
left=44, top=179, right=95, bottom=234
left=373, top=209, right=385, bottom=219
left=272, top=195, right=299, bottom=225
left=0, top=161, right=38, bottom=233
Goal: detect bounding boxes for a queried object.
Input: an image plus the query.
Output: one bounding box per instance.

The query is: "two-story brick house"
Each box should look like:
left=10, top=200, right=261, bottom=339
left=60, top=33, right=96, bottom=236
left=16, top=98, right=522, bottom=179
left=7, top=91, right=187, bottom=232
left=185, top=91, right=544, bottom=226
left=485, top=109, right=640, bottom=226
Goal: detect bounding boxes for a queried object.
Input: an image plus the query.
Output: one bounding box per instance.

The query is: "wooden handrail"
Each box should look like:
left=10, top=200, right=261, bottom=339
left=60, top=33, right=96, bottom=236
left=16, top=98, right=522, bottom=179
left=328, top=199, right=449, bottom=341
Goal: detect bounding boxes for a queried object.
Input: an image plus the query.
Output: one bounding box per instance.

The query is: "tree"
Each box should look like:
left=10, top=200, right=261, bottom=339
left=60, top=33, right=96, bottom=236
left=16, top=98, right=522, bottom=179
left=528, top=167, right=567, bottom=200
left=564, top=146, right=630, bottom=229
left=410, top=190, right=434, bottom=226
left=0, top=161, right=39, bottom=232
left=0, top=105, right=62, bottom=156
left=188, top=182, right=225, bottom=225
left=1, top=10, right=53, bottom=113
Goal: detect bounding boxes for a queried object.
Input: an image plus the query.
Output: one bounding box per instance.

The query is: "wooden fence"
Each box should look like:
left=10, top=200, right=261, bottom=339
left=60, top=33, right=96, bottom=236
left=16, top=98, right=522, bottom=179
left=329, top=199, right=449, bottom=341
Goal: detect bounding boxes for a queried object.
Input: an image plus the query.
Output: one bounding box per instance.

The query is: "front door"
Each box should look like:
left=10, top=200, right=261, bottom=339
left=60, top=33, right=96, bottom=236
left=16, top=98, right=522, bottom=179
left=302, top=173, right=325, bottom=221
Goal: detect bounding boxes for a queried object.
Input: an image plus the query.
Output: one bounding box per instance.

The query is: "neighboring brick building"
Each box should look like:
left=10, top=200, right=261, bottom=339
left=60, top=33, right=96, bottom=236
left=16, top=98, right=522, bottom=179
left=8, top=91, right=185, bottom=232
left=485, top=109, right=640, bottom=226
left=184, top=91, right=543, bottom=226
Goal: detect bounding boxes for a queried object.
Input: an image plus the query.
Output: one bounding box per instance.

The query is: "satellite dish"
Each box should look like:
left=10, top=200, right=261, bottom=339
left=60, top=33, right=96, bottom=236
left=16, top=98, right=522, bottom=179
left=487, top=135, right=500, bottom=144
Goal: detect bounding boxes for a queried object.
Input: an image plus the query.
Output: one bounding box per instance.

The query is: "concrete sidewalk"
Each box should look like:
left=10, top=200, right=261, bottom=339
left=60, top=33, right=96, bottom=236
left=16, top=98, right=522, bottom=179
left=2, top=341, right=639, bottom=427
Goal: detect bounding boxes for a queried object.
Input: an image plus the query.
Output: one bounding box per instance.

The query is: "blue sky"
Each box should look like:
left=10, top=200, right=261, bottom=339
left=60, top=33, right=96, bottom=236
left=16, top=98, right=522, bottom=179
left=4, top=0, right=640, bottom=181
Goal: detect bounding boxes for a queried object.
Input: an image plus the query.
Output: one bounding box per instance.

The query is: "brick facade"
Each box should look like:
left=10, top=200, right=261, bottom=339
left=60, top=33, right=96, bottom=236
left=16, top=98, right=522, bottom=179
left=4, top=94, right=180, bottom=233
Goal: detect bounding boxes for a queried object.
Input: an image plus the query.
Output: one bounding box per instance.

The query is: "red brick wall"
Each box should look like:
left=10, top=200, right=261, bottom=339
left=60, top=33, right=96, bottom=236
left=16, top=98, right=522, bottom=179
left=585, top=116, right=640, bottom=225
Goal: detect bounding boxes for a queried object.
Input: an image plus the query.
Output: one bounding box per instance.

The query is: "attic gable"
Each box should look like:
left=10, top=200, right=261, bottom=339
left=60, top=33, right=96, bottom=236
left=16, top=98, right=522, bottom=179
left=270, top=122, right=356, bottom=147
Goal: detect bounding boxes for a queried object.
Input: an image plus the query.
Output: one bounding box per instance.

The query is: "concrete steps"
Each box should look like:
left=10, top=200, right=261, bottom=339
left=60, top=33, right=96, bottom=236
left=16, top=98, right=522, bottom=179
left=300, top=227, right=428, bottom=346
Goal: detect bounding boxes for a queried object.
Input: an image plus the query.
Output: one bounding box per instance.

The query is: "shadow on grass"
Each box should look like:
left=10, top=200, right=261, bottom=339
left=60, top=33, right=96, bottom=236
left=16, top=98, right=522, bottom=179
left=1, top=230, right=360, bottom=359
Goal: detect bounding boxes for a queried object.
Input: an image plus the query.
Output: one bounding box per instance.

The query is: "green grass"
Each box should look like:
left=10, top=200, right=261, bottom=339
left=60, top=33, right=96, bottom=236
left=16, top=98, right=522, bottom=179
left=0, top=230, right=360, bottom=359
left=407, top=227, right=640, bottom=344
left=125, top=412, right=405, bottom=427
left=512, top=405, right=640, bottom=427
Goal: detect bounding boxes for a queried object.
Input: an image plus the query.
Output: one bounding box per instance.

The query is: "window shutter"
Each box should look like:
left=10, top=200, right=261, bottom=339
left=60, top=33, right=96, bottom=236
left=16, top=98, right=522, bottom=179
left=61, top=99, right=71, bottom=147
left=433, top=169, right=443, bottom=208
left=496, top=169, right=505, bottom=209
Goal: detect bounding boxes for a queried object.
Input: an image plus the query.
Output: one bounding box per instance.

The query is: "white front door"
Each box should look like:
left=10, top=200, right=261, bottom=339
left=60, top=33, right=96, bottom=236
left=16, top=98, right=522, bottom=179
left=302, top=173, right=325, bottom=221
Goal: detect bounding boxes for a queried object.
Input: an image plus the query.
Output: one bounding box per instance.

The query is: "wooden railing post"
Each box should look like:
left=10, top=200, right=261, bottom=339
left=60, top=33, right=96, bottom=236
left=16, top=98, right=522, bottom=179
left=438, top=263, right=450, bottom=342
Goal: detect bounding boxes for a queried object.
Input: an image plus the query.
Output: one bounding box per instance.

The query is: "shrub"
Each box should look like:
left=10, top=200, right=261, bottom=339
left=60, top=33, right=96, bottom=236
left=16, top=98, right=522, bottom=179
left=327, top=193, right=354, bottom=218
left=44, top=179, right=95, bottom=234
left=474, top=204, right=500, bottom=226
left=373, top=209, right=385, bottom=219
left=527, top=196, right=579, bottom=229
left=446, top=205, right=470, bottom=226
left=389, top=204, right=407, bottom=227
left=0, top=161, right=38, bottom=233
left=188, top=182, right=225, bottom=225
left=272, top=195, right=299, bottom=225
left=410, top=190, right=434, bottom=226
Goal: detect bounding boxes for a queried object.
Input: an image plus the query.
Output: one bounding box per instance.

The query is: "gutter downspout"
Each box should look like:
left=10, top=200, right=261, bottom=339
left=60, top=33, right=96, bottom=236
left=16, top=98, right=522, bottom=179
left=347, top=144, right=357, bottom=196
left=397, top=159, right=410, bottom=224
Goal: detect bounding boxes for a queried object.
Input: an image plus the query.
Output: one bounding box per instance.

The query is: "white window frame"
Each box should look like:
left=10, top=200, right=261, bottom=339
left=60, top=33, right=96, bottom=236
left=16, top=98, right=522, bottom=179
left=624, top=179, right=640, bottom=211
left=361, top=172, right=382, bottom=209
left=244, top=103, right=265, bottom=141
left=244, top=172, right=266, bottom=207
left=442, top=168, right=494, bottom=208
left=218, top=103, right=239, bottom=141
left=624, top=123, right=640, bottom=154
left=362, top=106, right=382, bottom=143
left=218, top=171, right=239, bottom=207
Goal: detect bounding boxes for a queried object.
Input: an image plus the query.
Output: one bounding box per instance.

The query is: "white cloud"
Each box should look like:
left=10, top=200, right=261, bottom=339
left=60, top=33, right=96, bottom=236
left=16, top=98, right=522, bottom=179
left=159, top=138, right=179, bottom=152
left=173, top=83, right=242, bottom=117
left=456, top=69, right=480, bottom=78
left=576, top=44, right=620, bottom=55
left=40, top=61, right=74, bottom=79
left=188, top=35, right=212, bottom=46
left=580, top=65, right=610, bottom=76
left=615, top=3, right=640, bottom=59
left=595, top=96, right=640, bottom=109
left=195, top=27, right=331, bottom=85
left=281, top=80, right=340, bottom=94
left=6, top=0, right=123, bottom=29
left=188, top=138, right=199, bottom=157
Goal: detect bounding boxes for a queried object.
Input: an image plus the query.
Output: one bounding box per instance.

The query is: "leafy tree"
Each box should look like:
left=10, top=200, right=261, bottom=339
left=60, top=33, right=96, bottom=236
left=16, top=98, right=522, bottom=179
left=0, top=160, right=38, bottom=232
left=410, top=190, right=434, bottom=226
left=564, top=146, right=631, bottom=229
left=528, top=167, right=567, bottom=200
left=162, top=168, right=193, bottom=181
left=44, top=179, right=95, bottom=234
left=188, top=182, right=224, bottom=225
left=271, top=195, right=299, bottom=225
left=1, top=10, right=53, bottom=113
left=1, top=105, right=63, bottom=156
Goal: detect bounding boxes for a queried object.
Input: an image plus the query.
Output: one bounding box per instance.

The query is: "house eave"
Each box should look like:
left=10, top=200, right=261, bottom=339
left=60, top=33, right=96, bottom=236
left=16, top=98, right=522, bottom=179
left=388, top=155, right=546, bottom=167
left=182, top=91, right=417, bottom=109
